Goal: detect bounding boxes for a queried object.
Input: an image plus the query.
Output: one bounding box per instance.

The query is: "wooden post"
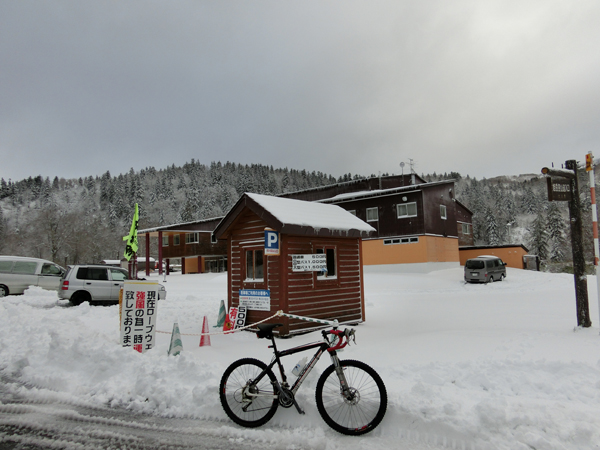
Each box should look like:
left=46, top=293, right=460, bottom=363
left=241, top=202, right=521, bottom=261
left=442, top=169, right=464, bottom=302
left=158, top=231, right=163, bottom=275
left=542, top=161, right=592, bottom=327
left=565, top=160, right=592, bottom=327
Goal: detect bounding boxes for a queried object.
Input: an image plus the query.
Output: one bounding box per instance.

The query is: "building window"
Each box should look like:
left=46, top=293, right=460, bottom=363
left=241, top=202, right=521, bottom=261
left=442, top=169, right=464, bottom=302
left=397, top=202, right=417, bottom=218
left=462, top=223, right=471, bottom=235
left=162, top=235, right=169, bottom=247
left=383, top=237, right=419, bottom=245
left=246, top=250, right=264, bottom=281
left=440, top=205, right=447, bottom=220
left=316, top=247, right=336, bottom=279
left=366, top=207, right=379, bottom=222
left=174, top=234, right=180, bottom=245
left=186, top=232, right=199, bottom=244
left=348, top=210, right=357, bottom=216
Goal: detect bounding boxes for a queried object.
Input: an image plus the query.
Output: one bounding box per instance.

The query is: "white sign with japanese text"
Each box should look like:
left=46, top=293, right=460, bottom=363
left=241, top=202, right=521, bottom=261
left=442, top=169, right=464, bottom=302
left=291, top=254, right=327, bottom=272
left=120, top=281, right=159, bottom=353
left=239, top=289, right=271, bottom=311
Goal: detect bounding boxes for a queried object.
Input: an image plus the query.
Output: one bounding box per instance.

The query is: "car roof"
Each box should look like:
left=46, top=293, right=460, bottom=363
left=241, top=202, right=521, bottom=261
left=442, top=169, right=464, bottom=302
left=468, top=256, right=502, bottom=260
left=71, top=264, right=126, bottom=269
left=0, top=255, right=53, bottom=263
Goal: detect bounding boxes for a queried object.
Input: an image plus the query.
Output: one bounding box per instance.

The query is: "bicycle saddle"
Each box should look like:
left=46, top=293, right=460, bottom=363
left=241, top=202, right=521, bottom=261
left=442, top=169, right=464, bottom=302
left=256, top=323, right=283, bottom=339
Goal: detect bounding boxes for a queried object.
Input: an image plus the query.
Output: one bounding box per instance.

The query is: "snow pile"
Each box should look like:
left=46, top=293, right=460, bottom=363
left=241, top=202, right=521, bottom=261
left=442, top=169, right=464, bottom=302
left=1, top=268, right=600, bottom=449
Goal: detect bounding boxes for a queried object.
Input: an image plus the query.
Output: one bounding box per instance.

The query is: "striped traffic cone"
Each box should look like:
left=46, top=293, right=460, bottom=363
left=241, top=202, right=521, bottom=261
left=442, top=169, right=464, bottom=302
left=167, top=322, right=183, bottom=356
left=199, top=316, right=211, bottom=347
left=214, top=300, right=226, bottom=328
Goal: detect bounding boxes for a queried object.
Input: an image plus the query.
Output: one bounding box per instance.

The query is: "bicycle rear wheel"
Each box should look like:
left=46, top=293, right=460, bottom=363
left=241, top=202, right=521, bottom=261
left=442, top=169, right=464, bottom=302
left=315, top=359, right=387, bottom=435
left=219, top=358, right=279, bottom=428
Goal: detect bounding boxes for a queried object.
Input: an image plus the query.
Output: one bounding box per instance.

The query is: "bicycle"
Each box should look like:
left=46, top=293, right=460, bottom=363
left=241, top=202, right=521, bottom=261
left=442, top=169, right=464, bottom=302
left=219, top=322, right=387, bottom=436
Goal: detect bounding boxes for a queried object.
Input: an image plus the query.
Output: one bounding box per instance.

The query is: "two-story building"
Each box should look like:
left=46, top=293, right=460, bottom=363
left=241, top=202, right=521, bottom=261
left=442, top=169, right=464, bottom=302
left=138, top=174, right=473, bottom=274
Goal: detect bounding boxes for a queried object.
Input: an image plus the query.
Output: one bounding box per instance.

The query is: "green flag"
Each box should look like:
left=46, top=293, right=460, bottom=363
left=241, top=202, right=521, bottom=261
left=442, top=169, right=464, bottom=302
left=123, top=203, right=139, bottom=261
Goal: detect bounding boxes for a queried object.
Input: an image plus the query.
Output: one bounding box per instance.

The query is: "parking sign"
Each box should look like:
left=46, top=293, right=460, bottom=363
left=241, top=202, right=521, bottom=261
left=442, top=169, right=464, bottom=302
left=264, top=229, right=280, bottom=255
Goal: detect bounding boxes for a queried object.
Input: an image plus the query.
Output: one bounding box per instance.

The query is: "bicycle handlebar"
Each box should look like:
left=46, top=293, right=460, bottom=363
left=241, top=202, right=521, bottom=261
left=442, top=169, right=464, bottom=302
left=323, top=328, right=356, bottom=352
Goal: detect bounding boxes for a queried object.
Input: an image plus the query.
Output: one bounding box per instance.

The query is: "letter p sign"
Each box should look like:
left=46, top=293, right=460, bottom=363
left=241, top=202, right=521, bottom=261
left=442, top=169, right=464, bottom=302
left=264, top=229, right=280, bottom=255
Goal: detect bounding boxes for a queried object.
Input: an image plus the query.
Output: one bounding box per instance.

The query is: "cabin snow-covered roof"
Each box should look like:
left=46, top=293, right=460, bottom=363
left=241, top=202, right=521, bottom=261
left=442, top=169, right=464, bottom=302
left=213, top=193, right=375, bottom=239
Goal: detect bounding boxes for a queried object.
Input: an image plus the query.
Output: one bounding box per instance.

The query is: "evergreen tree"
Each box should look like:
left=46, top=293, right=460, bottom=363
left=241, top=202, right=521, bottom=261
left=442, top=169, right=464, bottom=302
left=485, top=206, right=500, bottom=245
left=528, top=212, right=548, bottom=261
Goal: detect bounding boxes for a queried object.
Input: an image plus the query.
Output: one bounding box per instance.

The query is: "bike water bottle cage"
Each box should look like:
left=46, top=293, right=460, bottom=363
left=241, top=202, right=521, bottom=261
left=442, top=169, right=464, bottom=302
left=256, top=323, right=283, bottom=339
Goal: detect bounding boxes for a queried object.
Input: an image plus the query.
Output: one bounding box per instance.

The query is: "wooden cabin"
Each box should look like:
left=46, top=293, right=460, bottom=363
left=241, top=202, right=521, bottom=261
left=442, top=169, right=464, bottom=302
left=212, top=193, right=375, bottom=336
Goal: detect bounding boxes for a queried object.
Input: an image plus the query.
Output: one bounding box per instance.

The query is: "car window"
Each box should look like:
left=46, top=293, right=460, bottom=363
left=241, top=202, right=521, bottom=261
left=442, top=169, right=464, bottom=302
left=89, top=268, right=108, bottom=280
left=41, top=263, right=62, bottom=276
left=13, top=261, right=38, bottom=274
left=76, top=267, right=108, bottom=280
left=466, top=260, right=484, bottom=269
left=0, top=261, right=14, bottom=272
left=110, top=269, right=129, bottom=281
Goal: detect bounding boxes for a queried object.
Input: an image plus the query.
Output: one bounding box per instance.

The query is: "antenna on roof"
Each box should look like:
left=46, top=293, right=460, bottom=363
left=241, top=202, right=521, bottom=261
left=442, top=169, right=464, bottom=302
left=400, top=162, right=405, bottom=186
left=408, top=159, right=416, bottom=185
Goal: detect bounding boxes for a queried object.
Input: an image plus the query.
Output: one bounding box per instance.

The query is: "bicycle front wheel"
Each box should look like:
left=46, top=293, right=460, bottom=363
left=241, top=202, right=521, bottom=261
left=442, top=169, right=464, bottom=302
left=219, top=358, right=279, bottom=428
left=315, top=359, right=387, bottom=435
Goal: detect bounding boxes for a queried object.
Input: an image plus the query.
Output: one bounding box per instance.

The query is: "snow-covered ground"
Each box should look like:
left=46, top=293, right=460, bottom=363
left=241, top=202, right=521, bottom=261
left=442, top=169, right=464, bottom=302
left=1, top=267, right=600, bottom=450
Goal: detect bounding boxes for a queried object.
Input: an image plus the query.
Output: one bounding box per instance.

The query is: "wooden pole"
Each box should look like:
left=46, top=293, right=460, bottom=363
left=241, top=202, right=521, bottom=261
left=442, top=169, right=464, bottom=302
left=565, top=159, right=592, bottom=327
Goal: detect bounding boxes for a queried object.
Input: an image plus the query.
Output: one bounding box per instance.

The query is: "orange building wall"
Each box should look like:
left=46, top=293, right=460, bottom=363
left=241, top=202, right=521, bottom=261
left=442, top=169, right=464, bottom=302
left=183, top=257, right=199, bottom=274
left=459, top=247, right=528, bottom=269
left=362, top=236, right=459, bottom=266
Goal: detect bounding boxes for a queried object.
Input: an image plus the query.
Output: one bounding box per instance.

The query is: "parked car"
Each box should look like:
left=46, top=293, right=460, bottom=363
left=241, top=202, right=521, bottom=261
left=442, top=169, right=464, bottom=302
left=0, top=256, right=66, bottom=297
left=59, top=264, right=167, bottom=305
left=464, top=256, right=507, bottom=283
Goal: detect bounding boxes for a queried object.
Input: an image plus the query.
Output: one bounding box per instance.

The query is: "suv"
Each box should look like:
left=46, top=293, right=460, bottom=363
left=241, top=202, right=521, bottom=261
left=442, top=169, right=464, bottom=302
left=464, top=256, right=507, bottom=283
left=59, top=265, right=166, bottom=305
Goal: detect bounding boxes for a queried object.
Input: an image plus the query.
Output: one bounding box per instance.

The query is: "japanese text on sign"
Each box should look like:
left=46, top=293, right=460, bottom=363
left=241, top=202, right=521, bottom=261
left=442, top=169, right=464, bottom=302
left=291, top=254, right=327, bottom=272
left=120, top=281, right=159, bottom=353
left=546, top=177, right=572, bottom=202
left=239, top=289, right=271, bottom=311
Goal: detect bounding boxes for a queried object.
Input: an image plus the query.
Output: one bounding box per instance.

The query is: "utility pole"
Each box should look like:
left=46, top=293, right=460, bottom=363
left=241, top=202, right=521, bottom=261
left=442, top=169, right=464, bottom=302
left=542, top=160, right=592, bottom=328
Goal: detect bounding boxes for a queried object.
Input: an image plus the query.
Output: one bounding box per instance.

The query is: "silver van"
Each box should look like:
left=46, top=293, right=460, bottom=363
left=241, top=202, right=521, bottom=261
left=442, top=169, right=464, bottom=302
left=464, top=256, right=507, bottom=283
left=0, top=256, right=66, bottom=296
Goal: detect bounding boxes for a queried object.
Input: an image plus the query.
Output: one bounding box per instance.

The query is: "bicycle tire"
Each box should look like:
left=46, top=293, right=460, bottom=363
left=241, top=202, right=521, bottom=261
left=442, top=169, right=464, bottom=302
left=219, top=358, right=279, bottom=428
left=315, top=359, right=387, bottom=435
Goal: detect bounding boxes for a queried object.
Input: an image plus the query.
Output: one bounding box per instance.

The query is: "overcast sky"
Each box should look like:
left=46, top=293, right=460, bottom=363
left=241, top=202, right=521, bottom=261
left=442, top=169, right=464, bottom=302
left=2, top=1, right=599, bottom=183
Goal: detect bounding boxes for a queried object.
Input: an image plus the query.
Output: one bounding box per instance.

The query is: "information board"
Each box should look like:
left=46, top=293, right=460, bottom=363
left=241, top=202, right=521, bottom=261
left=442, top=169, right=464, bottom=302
left=120, top=281, right=159, bottom=353
left=291, top=254, right=327, bottom=272
left=239, top=289, right=271, bottom=311
left=546, top=177, right=572, bottom=201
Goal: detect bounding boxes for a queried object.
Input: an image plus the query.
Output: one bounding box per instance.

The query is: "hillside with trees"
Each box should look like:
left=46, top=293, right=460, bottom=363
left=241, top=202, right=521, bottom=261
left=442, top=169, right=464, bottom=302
left=0, top=160, right=596, bottom=271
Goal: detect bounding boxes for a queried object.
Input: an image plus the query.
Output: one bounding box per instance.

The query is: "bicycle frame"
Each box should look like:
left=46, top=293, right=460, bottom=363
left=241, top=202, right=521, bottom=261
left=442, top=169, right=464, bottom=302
left=244, top=328, right=353, bottom=414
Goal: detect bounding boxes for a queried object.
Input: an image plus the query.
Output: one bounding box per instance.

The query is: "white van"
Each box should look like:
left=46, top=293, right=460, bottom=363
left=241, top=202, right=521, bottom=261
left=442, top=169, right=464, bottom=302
left=0, top=256, right=66, bottom=296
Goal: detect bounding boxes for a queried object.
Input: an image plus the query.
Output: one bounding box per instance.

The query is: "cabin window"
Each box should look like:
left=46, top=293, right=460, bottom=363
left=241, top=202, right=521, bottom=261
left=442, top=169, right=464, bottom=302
left=316, top=247, right=336, bottom=279
left=397, top=202, right=417, bottom=218
left=162, top=235, right=169, bottom=247
left=366, top=207, right=379, bottom=222
left=246, top=250, right=264, bottom=281
left=174, top=234, right=180, bottom=245
left=186, top=232, right=199, bottom=244
left=440, top=205, right=447, bottom=220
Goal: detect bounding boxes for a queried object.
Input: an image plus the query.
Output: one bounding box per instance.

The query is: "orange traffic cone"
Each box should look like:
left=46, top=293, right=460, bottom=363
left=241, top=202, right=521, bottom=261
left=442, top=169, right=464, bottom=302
left=199, top=316, right=211, bottom=347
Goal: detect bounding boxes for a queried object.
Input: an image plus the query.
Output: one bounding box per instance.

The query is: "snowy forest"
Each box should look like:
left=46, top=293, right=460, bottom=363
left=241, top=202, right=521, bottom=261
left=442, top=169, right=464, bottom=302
left=0, top=159, right=595, bottom=272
